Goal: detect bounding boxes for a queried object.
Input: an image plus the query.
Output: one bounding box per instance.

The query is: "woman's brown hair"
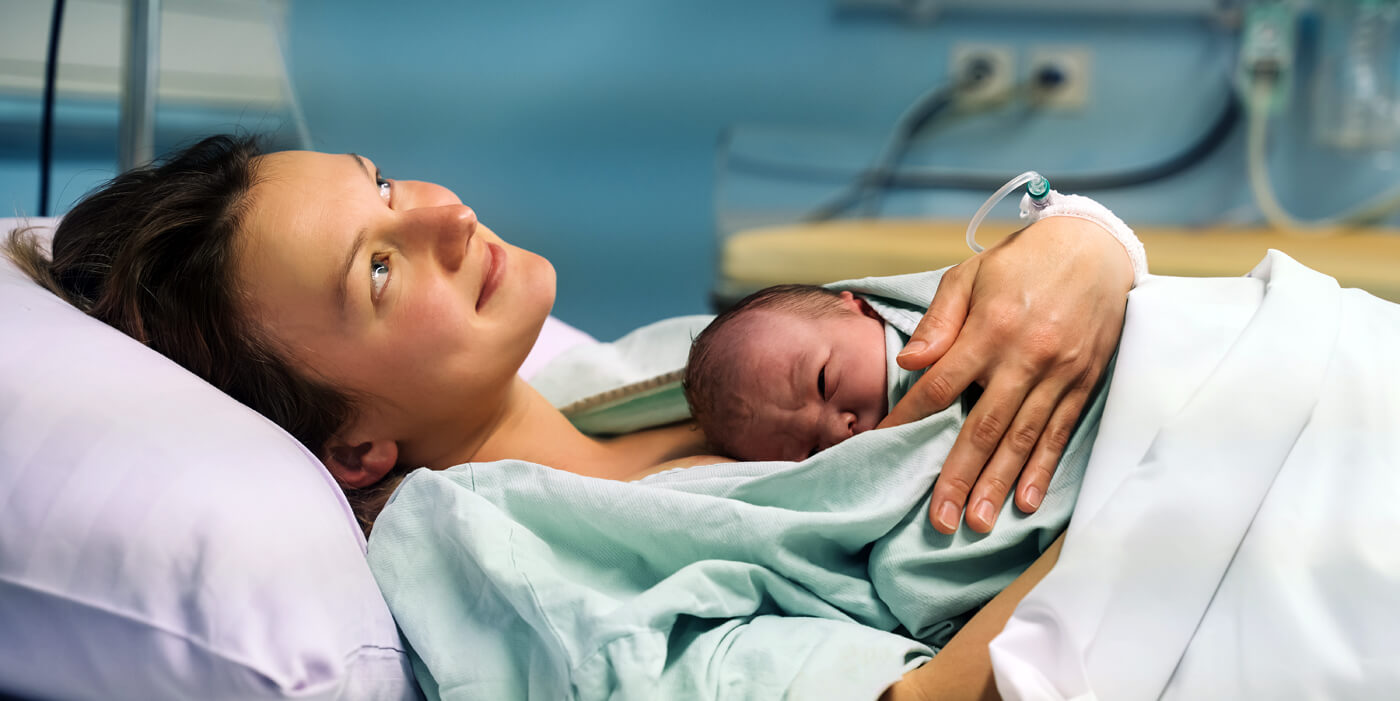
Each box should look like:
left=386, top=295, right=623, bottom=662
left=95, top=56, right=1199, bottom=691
left=3, top=134, right=399, bottom=535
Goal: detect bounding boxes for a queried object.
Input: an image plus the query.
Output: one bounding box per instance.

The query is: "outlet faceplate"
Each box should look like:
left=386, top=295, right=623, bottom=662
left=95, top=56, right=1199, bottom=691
left=950, top=43, right=1015, bottom=108
left=1028, top=46, right=1092, bottom=111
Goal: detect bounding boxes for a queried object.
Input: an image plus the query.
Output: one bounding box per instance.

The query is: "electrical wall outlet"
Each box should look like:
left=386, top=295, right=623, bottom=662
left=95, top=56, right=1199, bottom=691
left=950, top=43, right=1016, bottom=108
left=1028, top=46, right=1092, bottom=111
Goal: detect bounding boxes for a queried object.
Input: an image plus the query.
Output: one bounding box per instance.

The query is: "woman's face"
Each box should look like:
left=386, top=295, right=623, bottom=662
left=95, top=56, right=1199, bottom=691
left=236, top=151, right=556, bottom=468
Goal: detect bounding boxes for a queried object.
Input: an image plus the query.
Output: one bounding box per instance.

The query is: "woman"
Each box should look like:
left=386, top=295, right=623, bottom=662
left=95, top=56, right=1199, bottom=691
left=5, top=135, right=1134, bottom=697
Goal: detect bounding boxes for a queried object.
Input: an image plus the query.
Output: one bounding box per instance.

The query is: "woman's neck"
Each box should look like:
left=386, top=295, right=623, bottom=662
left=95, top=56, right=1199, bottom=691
left=467, top=378, right=706, bottom=480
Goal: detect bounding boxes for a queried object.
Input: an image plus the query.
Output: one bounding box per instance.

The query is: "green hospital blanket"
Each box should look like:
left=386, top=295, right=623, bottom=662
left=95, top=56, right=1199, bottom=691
left=367, top=269, right=1108, bottom=700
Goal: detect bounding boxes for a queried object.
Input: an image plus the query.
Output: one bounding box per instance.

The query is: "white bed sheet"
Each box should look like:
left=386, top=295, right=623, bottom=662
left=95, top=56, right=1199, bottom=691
left=991, top=252, right=1400, bottom=700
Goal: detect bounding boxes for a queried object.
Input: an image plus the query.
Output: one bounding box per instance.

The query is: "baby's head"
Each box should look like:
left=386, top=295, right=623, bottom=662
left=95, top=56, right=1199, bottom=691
left=684, top=284, right=888, bottom=461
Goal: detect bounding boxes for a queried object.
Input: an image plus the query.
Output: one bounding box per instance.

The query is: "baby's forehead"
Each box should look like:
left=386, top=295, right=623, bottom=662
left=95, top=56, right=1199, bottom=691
left=726, top=311, right=824, bottom=362
left=732, top=305, right=840, bottom=336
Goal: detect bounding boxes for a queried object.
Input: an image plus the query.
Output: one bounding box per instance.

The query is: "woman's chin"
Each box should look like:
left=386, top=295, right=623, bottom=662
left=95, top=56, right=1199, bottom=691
left=539, top=257, right=559, bottom=310
left=525, top=253, right=558, bottom=318
left=511, top=256, right=559, bottom=367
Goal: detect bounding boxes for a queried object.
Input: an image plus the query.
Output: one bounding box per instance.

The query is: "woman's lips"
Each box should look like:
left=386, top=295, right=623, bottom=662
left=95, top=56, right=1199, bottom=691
left=477, top=242, right=504, bottom=311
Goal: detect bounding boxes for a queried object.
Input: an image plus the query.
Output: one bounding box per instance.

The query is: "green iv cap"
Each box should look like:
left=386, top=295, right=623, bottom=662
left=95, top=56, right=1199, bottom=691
left=1027, top=175, right=1050, bottom=200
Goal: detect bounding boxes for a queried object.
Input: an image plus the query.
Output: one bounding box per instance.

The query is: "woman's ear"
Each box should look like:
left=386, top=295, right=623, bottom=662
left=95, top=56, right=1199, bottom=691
left=324, top=439, right=399, bottom=489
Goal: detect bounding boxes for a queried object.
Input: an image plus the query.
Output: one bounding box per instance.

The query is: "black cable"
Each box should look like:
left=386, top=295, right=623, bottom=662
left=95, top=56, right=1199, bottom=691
left=800, top=57, right=1014, bottom=222
left=802, top=82, right=962, bottom=222
left=735, top=89, right=1241, bottom=202
left=856, top=84, right=960, bottom=218
left=39, top=0, right=66, bottom=217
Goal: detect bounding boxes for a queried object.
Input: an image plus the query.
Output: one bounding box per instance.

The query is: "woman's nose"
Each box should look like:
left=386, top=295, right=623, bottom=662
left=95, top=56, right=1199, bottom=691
left=409, top=205, right=477, bottom=271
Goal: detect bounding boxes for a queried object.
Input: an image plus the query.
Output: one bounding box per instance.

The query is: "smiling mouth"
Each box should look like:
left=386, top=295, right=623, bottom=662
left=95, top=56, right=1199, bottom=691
left=477, top=242, right=504, bottom=311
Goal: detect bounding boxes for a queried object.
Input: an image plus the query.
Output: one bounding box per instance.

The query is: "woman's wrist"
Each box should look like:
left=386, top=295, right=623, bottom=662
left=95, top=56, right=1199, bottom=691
left=1017, top=215, right=1135, bottom=294
left=1020, top=192, right=1147, bottom=288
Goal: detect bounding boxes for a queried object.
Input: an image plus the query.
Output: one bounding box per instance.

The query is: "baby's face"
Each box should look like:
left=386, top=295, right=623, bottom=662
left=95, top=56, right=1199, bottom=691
left=723, top=296, right=888, bottom=461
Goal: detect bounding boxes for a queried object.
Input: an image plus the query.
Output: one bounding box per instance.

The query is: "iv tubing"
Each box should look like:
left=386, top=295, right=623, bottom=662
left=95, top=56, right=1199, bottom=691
left=966, top=171, right=1049, bottom=252
left=1246, top=77, right=1400, bottom=232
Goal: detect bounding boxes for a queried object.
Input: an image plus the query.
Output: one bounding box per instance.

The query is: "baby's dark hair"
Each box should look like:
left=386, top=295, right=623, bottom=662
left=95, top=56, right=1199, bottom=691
left=683, top=283, right=855, bottom=456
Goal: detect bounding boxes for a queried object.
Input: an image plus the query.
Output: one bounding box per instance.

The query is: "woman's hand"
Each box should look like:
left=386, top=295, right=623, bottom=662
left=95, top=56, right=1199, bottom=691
left=878, top=216, right=1133, bottom=534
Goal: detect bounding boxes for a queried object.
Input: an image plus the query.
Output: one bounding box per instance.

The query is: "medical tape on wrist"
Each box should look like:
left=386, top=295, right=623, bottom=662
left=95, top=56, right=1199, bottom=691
left=1019, top=191, right=1148, bottom=288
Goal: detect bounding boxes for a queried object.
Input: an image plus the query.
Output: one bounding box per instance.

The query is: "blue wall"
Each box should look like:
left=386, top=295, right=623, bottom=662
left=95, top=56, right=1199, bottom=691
left=283, top=1, right=1399, bottom=338
left=5, top=1, right=1398, bottom=339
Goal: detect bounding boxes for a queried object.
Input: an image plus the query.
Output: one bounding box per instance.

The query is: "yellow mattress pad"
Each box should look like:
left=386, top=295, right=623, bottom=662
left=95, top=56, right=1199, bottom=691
left=717, top=219, right=1400, bottom=305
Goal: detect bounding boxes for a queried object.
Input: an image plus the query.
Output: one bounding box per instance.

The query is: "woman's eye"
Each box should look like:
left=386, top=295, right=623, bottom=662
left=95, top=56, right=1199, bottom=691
left=370, top=254, right=390, bottom=300
left=376, top=172, right=392, bottom=204
left=817, top=367, right=827, bottom=400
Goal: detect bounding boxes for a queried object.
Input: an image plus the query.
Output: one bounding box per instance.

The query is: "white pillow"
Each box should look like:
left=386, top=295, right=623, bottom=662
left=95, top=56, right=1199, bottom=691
left=0, top=218, right=419, bottom=699
left=521, top=316, right=599, bottom=379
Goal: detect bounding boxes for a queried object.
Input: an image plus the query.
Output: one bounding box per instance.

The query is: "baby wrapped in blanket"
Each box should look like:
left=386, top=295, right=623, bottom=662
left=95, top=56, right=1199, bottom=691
left=367, top=195, right=1138, bottom=700
left=682, top=283, right=939, bottom=463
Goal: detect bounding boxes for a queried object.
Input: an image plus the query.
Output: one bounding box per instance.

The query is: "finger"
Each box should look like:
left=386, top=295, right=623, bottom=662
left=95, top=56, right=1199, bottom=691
left=963, top=381, right=1063, bottom=533
left=897, top=261, right=977, bottom=371
left=879, top=339, right=983, bottom=430
left=927, top=370, right=1032, bottom=534
left=1014, top=384, right=1092, bottom=514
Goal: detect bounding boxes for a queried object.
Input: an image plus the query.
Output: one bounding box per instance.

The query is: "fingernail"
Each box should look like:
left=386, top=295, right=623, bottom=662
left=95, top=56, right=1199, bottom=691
left=974, top=499, right=996, bottom=527
left=898, top=340, right=928, bottom=358
left=935, top=501, right=958, bottom=531
left=1025, top=486, right=1044, bottom=510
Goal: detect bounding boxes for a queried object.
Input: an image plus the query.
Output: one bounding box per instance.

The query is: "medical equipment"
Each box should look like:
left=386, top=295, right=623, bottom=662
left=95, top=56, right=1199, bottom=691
left=37, top=0, right=64, bottom=216
left=964, top=170, right=1049, bottom=253
left=1315, top=0, right=1400, bottom=149
left=966, top=176, right=1151, bottom=286
left=1240, top=0, right=1400, bottom=231
left=728, top=95, right=1243, bottom=223
left=801, top=56, right=1002, bottom=222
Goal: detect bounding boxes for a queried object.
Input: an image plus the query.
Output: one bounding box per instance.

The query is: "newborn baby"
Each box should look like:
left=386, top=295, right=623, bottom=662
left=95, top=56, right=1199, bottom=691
left=683, top=284, right=920, bottom=462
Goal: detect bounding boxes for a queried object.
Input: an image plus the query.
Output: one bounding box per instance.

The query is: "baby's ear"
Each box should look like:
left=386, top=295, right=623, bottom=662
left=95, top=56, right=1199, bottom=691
left=838, top=290, right=881, bottom=320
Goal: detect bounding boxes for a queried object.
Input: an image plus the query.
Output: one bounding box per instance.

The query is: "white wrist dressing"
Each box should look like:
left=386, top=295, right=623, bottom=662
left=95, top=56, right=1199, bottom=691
left=1019, top=190, right=1149, bottom=288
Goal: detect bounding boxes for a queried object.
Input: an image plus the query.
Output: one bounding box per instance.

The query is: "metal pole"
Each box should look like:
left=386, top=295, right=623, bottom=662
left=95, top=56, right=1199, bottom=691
left=118, top=0, right=159, bottom=171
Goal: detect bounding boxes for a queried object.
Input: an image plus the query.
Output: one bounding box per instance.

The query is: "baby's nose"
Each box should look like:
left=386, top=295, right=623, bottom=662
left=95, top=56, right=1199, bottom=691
left=820, top=411, right=858, bottom=449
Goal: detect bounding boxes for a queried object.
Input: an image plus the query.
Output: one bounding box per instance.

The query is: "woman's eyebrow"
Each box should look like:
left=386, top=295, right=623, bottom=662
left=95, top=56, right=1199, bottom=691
left=333, top=154, right=375, bottom=319
left=335, top=229, right=367, bottom=320
left=348, top=152, right=375, bottom=182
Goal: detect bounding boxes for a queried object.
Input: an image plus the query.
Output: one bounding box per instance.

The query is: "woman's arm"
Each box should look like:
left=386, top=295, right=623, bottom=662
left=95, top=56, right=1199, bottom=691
left=881, top=533, right=1067, bottom=701
left=881, top=217, right=1134, bottom=534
